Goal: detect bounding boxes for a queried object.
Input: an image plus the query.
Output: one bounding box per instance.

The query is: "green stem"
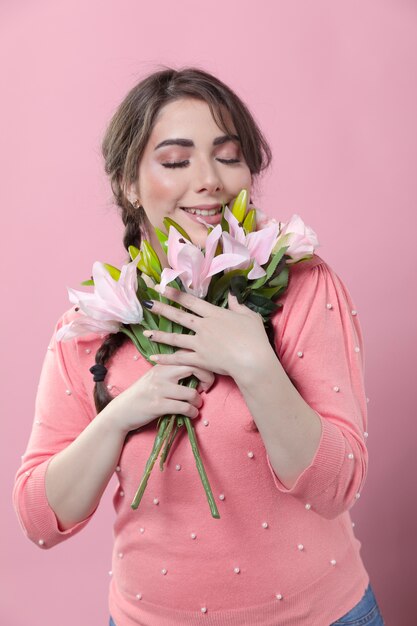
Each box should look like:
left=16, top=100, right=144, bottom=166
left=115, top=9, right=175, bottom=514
left=159, top=420, right=180, bottom=467
left=159, top=414, right=176, bottom=470
left=131, top=417, right=170, bottom=509
left=130, top=374, right=220, bottom=519
left=183, top=415, right=220, bottom=519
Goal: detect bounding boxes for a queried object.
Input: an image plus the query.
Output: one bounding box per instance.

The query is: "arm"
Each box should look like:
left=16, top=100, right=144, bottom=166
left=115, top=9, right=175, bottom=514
left=233, top=257, right=368, bottom=519
left=44, top=406, right=125, bottom=531
left=13, top=310, right=208, bottom=547
left=234, top=347, right=323, bottom=489
left=12, top=312, right=117, bottom=548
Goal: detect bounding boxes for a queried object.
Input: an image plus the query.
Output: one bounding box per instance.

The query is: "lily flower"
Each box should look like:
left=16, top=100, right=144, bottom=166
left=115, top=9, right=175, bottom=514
left=254, top=206, right=281, bottom=230
left=56, top=256, right=144, bottom=342
left=56, top=315, right=120, bottom=342
left=159, top=224, right=249, bottom=298
left=273, top=214, right=319, bottom=263
left=221, top=207, right=280, bottom=279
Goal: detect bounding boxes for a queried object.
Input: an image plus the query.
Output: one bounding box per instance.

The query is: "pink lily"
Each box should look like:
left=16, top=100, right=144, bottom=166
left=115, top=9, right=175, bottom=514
left=273, top=214, right=319, bottom=263
left=56, top=315, right=120, bottom=342
left=159, top=224, right=249, bottom=298
left=56, top=257, right=143, bottom=341
left=221, top=207, right=280, bottom=279
left=254, top=206, right=281, bottom=231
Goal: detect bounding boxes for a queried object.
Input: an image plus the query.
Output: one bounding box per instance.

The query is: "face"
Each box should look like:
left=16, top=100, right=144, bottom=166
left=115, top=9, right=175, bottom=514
left=127, top=97, right=252, bottom=263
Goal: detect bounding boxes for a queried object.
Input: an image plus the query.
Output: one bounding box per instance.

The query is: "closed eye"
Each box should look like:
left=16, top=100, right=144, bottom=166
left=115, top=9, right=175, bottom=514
left=161, top=158, right=241, bottom=168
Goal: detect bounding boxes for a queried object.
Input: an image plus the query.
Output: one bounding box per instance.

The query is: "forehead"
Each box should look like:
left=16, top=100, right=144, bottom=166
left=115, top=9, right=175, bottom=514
left=150, top=98, right=236, bottom=143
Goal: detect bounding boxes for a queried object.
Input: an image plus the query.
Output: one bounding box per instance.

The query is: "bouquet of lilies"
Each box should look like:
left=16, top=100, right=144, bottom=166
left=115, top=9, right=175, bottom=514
left=56, top=190, right=319, bottom=518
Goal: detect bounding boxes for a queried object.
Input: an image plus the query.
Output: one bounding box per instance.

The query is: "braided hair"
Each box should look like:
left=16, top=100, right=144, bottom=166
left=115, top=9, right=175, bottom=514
left=93, top=66, right=274, bottom=426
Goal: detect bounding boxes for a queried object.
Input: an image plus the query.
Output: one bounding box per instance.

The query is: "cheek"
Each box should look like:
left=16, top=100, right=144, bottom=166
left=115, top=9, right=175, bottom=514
left=142, top=162, right=185, bottom=201
left=233, top=166, right=252, bottom=192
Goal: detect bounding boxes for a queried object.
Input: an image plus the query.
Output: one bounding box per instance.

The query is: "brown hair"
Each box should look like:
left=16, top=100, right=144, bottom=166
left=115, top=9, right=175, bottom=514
left=93, top=66, right=274, bottom=428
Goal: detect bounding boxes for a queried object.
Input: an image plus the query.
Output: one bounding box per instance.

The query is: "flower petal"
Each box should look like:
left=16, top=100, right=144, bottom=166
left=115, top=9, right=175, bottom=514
left=56, top=316, right=120, bottom=341
left=246, top=222, right=280, bottom=266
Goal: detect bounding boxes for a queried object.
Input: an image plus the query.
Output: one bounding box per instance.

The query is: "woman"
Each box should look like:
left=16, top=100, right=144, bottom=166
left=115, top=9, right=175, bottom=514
left=13, top=67, right=385, bottom=625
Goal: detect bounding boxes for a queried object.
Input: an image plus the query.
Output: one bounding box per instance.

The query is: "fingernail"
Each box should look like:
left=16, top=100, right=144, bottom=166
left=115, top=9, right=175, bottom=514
left=143, top=330, right=153, bottom=338
left=142, top=300, right=154, bottom=309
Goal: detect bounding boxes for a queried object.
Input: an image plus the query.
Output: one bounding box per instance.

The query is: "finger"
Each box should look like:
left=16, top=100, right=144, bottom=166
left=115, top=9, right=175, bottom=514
left=143, top=329, right=195, bottom=349
left=228, top=291, right=249, bottom=311
left=155, top=363, right=215, bottom=393
left=196, top=370, right=215, bottom=393
left=149, top=350, right=200, bottom=368
left=159, top=398, right=200, bottom=419
left=144, top=298, right=202, bottom=331
left=155, top=284, right=216, bottom=318
left=228, top=291, right=260, bottom=317
left=160, top=382, right=203, bottom=408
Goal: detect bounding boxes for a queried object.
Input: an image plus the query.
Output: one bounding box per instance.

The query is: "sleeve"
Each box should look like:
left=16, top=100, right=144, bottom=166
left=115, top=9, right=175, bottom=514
left=12, top=311, right=98, bottom=549
left=267, top=257, right=369, bottom=519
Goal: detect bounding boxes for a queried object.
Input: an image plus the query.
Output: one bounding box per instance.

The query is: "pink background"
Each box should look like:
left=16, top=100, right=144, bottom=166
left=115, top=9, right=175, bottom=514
left=2, top=1, right=416, bottom=624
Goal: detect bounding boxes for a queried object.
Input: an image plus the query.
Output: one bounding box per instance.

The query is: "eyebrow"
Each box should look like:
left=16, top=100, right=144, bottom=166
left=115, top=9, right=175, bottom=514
left=154, top=134, right=240, bottom=150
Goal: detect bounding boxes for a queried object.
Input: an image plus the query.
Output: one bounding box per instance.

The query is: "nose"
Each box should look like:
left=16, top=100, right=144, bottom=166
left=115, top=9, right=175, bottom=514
left=194, top=157, right=224, bottom=194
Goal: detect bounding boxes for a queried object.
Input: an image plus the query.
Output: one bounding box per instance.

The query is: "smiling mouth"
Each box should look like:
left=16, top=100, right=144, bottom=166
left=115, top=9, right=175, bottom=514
left=180, top=206, right=223, bottom=216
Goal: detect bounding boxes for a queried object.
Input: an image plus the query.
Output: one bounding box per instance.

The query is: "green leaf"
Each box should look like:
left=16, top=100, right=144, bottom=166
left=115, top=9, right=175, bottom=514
left=81, top=279, right=94, bottom=286
left=103, top=263, right=121, bottom=281
left=136, top=275, right=149, bottom=291
left=159, top=316, right=173, bottom=334
left=250, top=246, right=289, bottom=289
left=255, top=285, right=284, bottom=299
left=208, top=268, right=250, bottom=304
left=220, top=202, right=230, bottom=233
left=268, top=266, right=289, bottom=290
left=163, top=217, right=192, bottom=241
left=158, top=342, right=175, bottom=355
left=129, top=324, right=158, bottom=354
left=244, top=295, right=280, bottom=320
left=229, top=274, right=249, bottom=303
left=172, top=321, right=183, bottom=334
left=154, top=227, right=168, bottom=254
left=141, top=307, right=159, bottom=330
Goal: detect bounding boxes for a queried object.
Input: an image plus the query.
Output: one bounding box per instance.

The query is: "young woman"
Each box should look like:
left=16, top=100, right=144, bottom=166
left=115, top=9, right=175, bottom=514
left=13, top=67, right=385, bottom=626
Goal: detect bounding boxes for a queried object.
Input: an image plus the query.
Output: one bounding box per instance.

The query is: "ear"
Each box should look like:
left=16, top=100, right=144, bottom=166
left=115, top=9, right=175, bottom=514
left=124, top=180, right=140, bottom=206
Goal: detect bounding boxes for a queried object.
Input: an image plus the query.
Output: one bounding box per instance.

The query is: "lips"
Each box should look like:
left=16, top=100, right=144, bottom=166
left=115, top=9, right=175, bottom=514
left=179, top=206, right=223, bottom=225
left=184, top=204, right=222, bottom=210
left=181, top=207, right=222, bottom=216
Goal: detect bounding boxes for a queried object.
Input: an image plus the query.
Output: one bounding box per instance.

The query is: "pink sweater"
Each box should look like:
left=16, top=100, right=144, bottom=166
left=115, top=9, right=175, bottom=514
left=13, top=254, right=370, bottom=626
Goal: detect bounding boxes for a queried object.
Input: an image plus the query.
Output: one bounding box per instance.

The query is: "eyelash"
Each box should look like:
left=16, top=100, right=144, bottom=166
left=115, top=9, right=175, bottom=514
left=162, top=158, right=240, bottom=168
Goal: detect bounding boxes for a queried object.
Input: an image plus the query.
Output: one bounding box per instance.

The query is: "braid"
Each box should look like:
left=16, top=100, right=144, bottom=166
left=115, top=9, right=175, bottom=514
left=122, top=205, right=144, bottom=250
left=93, top=332, right=128, bottom=412
left=93, top=209, right=145, bottom=414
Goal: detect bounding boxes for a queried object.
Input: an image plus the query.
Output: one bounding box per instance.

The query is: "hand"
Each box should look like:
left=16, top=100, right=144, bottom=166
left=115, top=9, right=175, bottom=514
left=103, top=363, right=215, bottom=436
left=143, top=285, right=273, bottom=379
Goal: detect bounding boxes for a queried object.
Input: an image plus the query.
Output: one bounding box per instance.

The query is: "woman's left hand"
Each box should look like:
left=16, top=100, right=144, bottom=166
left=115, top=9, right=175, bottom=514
left=143, top=285, right=274, bottom=379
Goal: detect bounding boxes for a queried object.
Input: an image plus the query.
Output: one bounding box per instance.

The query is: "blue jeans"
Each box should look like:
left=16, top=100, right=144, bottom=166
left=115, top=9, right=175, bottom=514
left=330, top=583, right=385, bottom=625
left=109, top=583, right=385, bottom=626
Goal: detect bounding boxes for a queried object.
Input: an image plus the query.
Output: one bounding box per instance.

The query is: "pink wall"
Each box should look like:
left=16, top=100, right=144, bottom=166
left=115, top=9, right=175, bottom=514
left=2, top=1, right=416, bottom=624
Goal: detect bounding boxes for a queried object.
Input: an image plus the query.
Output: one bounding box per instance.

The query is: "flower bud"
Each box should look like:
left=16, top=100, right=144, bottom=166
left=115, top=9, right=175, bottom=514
left=242, top=208, right=256, bottom=233
left=230, top=189, right=248, bottom=224
left=141, top=240, right=162, bottom=282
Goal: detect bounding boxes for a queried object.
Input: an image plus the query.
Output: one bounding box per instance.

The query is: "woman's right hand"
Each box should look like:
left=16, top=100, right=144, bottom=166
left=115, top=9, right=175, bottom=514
left=102, top=364, right=215, bottom=436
